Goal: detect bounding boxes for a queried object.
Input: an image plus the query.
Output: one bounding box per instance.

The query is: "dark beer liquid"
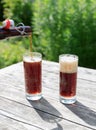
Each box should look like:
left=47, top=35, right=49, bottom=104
left=60, top=72, right=77, bottom=97
left=24, top=61, right=42, bottom=94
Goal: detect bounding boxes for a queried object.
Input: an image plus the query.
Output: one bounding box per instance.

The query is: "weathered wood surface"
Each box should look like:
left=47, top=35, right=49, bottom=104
left=0, top=60, right=96, bottom=130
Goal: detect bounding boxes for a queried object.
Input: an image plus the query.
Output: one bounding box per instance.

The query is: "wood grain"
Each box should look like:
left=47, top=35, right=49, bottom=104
left=0, top=61, right=96, bottom=130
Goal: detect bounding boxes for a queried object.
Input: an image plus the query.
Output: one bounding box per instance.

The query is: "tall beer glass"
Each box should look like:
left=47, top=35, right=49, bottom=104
left=59, top=54, right=78, bottom=104
left=23, top=52, right=42, bottom=100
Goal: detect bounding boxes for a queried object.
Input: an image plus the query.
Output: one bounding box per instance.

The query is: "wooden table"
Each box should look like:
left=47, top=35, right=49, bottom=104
left=0, top=60, right=96, bottom=130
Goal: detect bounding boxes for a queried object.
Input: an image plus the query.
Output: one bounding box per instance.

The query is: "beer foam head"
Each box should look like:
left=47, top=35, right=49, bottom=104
left=59, top=54, right=78, bottom=73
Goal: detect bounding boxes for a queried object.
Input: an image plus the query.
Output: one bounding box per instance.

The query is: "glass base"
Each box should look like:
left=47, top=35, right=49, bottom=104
left=26, top=93, right=42, bottom=101
left=60, top=96, right=76, bottom=104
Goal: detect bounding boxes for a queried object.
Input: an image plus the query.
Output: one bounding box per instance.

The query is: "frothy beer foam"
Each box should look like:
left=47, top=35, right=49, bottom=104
left=60, top=56, right=78, bottom=73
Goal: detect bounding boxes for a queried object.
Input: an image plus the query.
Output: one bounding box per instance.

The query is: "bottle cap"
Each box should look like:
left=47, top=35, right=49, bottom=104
left=2, top=19, right=15, bottom=29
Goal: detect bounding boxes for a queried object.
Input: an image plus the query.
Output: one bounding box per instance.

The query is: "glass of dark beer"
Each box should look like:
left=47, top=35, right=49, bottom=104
left=59, top=54, right=78, bottom=104
left=23, top=52, right=42, bottom=100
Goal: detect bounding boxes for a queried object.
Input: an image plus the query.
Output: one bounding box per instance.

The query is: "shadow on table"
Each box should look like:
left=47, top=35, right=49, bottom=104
left=28, top=97, right=63, bottom=130
left=64, top=101, right=96, bottom=126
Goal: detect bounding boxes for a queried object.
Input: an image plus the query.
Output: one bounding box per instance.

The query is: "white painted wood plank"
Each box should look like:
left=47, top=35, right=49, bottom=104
left=0, top=60, right=96, bottom=82
left=0, top=113, right=42, bottom=130
left=42, top=60, right=96, bottom=82
left=0, top=80, right=96, bottom=130
left=0, top=97, right=93, bottom=130
left=0, top=61, right=96, bottom=130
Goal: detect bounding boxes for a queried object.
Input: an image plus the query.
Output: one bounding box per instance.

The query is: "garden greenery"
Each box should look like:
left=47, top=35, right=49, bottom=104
left=0, top=0, right=96, bottom=69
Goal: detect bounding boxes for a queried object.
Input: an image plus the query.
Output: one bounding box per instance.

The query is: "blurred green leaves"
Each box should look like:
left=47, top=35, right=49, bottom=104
left=0, top=38, right=28, bottom=68
left=33, top=0, right=96, bottom=68
left=0, top=0, right=96, bottom=69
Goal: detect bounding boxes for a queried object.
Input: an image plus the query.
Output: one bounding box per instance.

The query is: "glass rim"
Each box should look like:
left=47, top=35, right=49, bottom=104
left=23, top=51, right=42, bottom=58
left=59, top=54, right=78, bottom=60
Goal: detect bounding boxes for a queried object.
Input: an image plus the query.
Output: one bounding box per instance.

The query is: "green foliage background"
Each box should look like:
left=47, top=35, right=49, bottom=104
left=0, top=0, right=96, bottom=69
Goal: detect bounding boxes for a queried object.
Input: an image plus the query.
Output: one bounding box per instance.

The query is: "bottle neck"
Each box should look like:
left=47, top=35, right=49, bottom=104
left=0, top=26, right=32, bottom=40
